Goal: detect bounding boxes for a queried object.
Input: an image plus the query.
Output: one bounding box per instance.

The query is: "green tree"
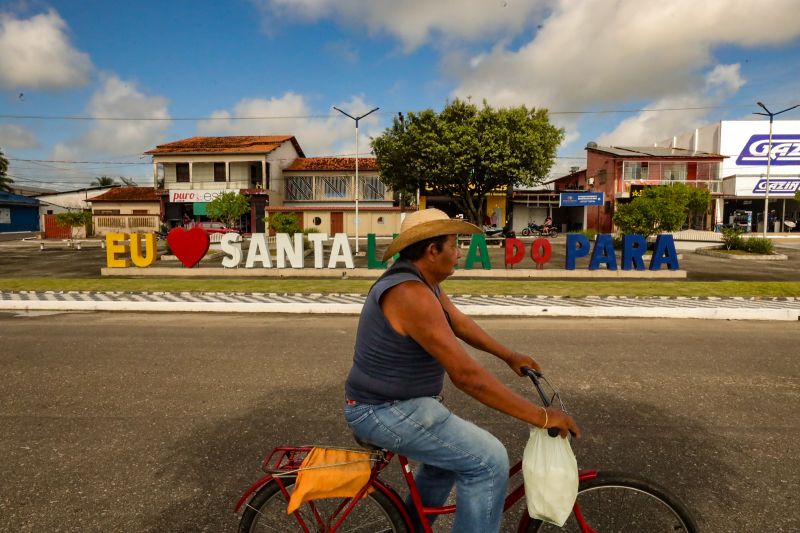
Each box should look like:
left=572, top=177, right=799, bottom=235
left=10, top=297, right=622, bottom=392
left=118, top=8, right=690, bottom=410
left=795, top=189, right=800, bottom=203
left=613, top=184, right=699, bottom=239
left=93, top=176, right=116, bottom=186
left=372, top=99, right=564, bottom=224
left=206, top=191, right=250, bottom=229
left=0, top=148, right=13, bottom=193
left=55, top=210, right=93, bottom=244
left=685, top=186, right=711, bottom=229
left=265, top=212, right=301, bottom=234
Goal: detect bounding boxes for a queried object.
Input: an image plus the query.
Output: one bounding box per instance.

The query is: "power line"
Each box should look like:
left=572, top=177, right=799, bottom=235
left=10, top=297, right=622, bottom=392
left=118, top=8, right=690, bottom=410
left=0, top=103, right=765, bottom=122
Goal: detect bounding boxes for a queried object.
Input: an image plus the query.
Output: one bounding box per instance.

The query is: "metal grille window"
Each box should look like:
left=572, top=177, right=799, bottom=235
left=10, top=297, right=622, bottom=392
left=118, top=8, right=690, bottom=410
left=323, top=176, right=349, bottom=198
left=360, top=177, right=386, bottom=200
left=286, top=176, right=313, bottom=200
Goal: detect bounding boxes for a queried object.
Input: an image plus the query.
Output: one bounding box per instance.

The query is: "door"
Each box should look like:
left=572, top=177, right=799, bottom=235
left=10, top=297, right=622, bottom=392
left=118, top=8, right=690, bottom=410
left=331, top=212, right=344, bottom=234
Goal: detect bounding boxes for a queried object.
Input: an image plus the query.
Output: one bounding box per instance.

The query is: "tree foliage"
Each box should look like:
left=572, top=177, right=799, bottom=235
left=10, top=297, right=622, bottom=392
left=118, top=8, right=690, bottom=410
left=266, top=212, right=301, bottom=234
left=206, top=191, right=250, bottom=229
left=372, top=99, right=564, bottom=224
left=0, top=148, right=13, bottom=193
left=614, top=183, right=710, bottom=239
left=55, top=210, right=93, bottom=243
left=93, top=176, right=116, bottom=186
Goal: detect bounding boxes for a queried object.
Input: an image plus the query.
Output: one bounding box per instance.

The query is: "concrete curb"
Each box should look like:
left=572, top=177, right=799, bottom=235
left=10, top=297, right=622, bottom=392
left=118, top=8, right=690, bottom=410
left=695, top=246, right=788, bottom=261
left=1, top=298, right=797, bottom=321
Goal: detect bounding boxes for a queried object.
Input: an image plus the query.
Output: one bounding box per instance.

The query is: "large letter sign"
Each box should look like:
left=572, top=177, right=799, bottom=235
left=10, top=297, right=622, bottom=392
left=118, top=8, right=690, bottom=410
left=650, top=235, right=680, bottom=270
left=565, top=233, right=679, bottom=270
left=565, top=234, right=591, bottom=270
left=464, top=234, right=491, bottom=270
left=105, top=233, right=157, bottom=268
left=621, top=234, right=647, bottom=270
left=589, top=234, right=617, bottom=270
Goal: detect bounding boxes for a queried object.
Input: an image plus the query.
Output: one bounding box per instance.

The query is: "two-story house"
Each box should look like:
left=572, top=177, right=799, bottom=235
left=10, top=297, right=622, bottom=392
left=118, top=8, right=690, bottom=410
left=145, top=136, right=402, bottom=238
left=146, top=136, right=304, bottom=233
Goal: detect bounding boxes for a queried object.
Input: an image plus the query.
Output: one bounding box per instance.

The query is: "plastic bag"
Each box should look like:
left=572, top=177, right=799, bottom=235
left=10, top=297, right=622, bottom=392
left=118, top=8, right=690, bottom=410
left=522, top=426, right=579, bottom=527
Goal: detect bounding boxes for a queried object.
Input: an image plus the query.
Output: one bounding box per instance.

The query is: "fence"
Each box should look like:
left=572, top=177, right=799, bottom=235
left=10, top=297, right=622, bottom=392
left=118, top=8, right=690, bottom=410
left=93, top=215, right=160, bottom=236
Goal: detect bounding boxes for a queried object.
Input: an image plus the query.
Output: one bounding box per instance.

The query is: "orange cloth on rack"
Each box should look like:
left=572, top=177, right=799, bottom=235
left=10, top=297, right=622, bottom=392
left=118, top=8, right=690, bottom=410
left=286, top=447, right=375, bottom=514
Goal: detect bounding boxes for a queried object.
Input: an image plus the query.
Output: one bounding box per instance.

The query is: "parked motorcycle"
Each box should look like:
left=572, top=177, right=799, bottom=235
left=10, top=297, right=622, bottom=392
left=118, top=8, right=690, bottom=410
left=520, top=221, right=558, bottom=238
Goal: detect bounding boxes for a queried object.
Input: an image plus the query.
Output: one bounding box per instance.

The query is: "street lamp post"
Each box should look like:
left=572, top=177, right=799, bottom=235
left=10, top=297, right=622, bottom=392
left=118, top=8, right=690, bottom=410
left=754, top=102, right=800, bottom=237
left=333, top=106, right=379, bottom=254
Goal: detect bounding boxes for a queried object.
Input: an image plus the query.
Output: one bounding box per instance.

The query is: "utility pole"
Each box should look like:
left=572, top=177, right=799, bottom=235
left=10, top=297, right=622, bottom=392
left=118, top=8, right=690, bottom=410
left=333, top=106, right=380, bottom=254
left=754, top=102, right=800, bottom=237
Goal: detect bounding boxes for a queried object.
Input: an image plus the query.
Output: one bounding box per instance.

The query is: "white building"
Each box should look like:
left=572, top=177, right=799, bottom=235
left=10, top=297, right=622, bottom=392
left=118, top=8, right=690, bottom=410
left=657, top=120, right=800, bottom=232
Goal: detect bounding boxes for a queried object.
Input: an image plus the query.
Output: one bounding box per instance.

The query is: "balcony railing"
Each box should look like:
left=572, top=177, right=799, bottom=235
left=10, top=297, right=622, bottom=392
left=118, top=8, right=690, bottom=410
left=93, top=215, right=160, bottom=235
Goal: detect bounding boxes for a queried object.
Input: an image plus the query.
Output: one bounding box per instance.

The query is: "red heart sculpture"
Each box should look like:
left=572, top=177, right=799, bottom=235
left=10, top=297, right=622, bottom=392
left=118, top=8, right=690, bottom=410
left=167, top=227, right=210, bottom=268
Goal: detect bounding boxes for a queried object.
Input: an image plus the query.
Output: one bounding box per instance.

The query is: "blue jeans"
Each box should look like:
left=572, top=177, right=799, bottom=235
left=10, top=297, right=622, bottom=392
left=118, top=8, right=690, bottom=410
left=343, top=397, right=509, bottom=533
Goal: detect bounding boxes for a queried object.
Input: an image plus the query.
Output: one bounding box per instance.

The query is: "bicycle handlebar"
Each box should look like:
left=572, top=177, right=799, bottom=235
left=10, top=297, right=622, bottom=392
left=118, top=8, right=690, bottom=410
left=522, top=367, right=568, bottom=438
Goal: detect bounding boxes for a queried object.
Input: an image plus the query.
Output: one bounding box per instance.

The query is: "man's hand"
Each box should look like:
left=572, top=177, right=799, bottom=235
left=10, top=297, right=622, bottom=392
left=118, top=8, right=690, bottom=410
left=505, top=351, right=542, bottom=376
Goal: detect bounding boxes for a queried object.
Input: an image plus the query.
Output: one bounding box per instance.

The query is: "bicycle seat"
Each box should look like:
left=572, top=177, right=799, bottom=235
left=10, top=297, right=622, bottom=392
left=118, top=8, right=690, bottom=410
left=352, top=434, right=382, bottom=452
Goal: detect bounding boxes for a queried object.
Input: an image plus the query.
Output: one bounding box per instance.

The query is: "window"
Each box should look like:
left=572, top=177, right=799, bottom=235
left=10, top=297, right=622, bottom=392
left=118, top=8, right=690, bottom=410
left=286, top=176, right=313, bottom=200
left=361, top=177, right=386, bottom=200
left=176, top=163, right=189, bottom=183
left=214, top=163, right=226, bottom=182
left=323, top=176, right=348, bottom=198
left=95, top=209, right=121, bottom=215
left=377, top=216, right=385, bottom=224
left=623, top=162, right=648, bottom=181
left=662, top=163, right=687, bottom=182
left=132, top=209, right=149, bottom=215
left=313, top=216, right=322, bottom=226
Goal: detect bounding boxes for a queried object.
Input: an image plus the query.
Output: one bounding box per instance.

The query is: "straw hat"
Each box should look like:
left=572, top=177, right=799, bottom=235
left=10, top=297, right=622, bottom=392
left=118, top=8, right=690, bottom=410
left=382, top=208, right=481, bottom=261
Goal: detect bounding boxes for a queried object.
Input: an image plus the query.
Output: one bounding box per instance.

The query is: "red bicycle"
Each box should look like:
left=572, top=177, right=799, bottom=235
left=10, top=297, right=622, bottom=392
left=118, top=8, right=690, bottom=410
left=236, top=371, right=698, bottom=533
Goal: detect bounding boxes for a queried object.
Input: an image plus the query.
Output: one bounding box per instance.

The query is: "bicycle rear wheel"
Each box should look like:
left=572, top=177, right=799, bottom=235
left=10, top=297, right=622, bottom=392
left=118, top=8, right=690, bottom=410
left=523, top=472, right=698, bottom=533
left=238, top=475, right=409, bottom=533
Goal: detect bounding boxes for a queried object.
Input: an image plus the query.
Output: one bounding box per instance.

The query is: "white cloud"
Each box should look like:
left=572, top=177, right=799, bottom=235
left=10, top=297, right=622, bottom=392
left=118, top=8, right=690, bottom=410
left=251, top=0, right=550, bottom=51
left=596, top=64, right=745, bottom=146
left=0, top=9, right=92, bottom=89
left=449, top=0, right=800, bottom=111
left=53, top=75, right=170, bottom=160
left=197, top=92, right=382, bottom=157
left=0, top=123, right=38, bottom=149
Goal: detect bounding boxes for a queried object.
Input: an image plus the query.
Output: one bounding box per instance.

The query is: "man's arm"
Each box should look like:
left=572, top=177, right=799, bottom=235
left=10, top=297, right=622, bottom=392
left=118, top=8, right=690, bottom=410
left=438, top=290, right=541, bottom=376
left=381, top=282, right=579, bottom=437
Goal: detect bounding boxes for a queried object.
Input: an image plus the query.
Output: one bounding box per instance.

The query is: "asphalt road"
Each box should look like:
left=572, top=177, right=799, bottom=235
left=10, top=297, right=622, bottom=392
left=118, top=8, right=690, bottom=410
left=0, top=312, right=797, bottom=533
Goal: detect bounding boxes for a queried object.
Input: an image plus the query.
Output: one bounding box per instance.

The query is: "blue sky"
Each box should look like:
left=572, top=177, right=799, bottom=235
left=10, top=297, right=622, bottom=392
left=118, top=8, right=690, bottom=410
left=1, top=0, right=799, bottom=190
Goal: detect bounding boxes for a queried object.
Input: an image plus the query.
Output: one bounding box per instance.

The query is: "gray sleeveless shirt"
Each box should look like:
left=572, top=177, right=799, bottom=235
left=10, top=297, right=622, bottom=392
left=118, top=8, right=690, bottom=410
left=345, top=260, right=446, bottom=404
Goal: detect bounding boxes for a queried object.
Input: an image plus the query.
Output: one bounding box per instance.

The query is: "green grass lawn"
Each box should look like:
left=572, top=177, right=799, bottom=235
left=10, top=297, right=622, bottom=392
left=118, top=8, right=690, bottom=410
left=1, top=278, right=798, bottom=297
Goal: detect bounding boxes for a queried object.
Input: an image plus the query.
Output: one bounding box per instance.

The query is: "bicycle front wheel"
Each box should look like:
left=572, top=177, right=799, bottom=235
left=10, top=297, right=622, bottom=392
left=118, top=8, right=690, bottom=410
left=524, top=472, right=698, bottom=533
left=238, top=476, right=409, bottom=533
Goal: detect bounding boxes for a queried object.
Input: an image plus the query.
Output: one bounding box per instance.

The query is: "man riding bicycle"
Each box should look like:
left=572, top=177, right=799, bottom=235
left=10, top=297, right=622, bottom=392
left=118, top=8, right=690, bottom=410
left=344, top=208, right=580, bottom=533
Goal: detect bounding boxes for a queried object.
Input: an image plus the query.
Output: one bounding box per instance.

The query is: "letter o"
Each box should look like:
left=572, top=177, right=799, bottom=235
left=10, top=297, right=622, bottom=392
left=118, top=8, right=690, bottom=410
left=530, top=238, right=552, bottom=265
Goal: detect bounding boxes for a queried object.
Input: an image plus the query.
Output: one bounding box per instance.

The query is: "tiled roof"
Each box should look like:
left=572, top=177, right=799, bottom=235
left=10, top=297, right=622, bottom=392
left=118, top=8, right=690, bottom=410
left=588, top=146, right=725, bottom=158
left=90, top=187, right=160, bottom=202
left=145, top=136, right=304, bottom=157
left=285, top=157, right=378, bottom=171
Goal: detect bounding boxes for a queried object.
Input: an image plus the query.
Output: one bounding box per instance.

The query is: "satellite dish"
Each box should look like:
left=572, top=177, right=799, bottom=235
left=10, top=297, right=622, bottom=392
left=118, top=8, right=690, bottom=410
left=586, top=141, right=598, bottom=149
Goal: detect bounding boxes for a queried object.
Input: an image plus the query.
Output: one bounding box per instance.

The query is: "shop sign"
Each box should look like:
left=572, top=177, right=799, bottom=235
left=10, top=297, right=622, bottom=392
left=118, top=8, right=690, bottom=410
left=752, top=178, right=800, bottom=195
left=169, top=189, right=229, bottom=203
left=559, top=192, right=604, bottom=207
left=736, top=135, right=800, bottom=166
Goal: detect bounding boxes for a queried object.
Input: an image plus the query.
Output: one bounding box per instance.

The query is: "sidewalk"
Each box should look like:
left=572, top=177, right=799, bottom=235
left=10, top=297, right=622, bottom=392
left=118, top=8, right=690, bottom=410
left=2, top=291, right=798, bottom=320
